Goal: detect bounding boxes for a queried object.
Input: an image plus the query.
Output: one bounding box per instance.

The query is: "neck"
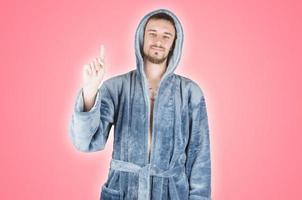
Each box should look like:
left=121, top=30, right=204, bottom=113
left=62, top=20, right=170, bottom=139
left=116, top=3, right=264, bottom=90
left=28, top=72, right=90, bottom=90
left=143, top=59, right=167, bottom=81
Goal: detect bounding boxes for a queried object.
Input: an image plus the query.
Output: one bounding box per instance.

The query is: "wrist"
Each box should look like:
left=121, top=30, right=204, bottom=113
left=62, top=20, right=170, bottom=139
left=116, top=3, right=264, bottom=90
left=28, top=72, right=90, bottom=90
left=82, top=86, right=98, bottom=96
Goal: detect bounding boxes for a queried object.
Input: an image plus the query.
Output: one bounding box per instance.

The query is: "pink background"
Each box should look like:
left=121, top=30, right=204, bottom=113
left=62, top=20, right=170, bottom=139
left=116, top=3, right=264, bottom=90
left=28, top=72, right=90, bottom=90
left=1, top=0, right=301, bottom=199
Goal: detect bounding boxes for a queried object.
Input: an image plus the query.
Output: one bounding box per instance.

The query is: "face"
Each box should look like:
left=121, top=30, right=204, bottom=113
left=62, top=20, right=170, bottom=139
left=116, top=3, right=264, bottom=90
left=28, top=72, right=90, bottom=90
left=143, top=18, right=176, bottom=64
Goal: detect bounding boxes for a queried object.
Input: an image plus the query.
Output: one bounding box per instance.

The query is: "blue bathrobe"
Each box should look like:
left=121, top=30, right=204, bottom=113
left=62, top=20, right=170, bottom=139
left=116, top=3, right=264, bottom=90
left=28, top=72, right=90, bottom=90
left=69, top=8, right=211, bottom=200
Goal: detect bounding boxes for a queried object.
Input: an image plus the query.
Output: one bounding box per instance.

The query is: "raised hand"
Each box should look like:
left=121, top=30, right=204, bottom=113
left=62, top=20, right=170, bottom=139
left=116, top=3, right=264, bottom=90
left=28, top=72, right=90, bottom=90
left=81, top=45, right=106, bottom=111
left=82, top=45, right=106, bottom=96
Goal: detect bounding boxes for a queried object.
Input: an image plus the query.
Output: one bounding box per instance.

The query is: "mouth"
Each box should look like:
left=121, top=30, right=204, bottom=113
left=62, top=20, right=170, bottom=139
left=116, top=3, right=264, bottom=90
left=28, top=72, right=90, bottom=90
left=151, top=46, right=164, bottom=51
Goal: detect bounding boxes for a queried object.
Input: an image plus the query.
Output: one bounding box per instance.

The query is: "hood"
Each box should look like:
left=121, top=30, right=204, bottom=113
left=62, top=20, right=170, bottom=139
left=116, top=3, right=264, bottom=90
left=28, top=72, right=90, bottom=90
left=134, top=8, right=184, bottom=82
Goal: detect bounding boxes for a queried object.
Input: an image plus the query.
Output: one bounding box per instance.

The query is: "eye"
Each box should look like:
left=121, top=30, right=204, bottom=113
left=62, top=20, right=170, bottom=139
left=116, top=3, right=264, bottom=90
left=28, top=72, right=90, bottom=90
left=163, top=36, right=170, bottom=39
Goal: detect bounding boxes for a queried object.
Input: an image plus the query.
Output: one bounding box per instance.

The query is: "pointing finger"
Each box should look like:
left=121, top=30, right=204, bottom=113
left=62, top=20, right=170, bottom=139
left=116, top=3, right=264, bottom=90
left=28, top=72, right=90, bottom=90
left=97, top=57, right=104, bottom=67
left=100, top=44, right=105, bottom=61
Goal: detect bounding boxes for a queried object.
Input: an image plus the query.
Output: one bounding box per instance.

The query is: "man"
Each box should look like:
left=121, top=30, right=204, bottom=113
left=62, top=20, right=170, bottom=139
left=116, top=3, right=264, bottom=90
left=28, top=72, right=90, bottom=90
left=69, top=8, right=211, bottom=200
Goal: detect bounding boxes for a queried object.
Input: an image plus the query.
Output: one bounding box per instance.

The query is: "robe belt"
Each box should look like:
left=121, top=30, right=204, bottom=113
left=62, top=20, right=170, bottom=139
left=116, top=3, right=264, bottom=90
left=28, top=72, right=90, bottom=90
left=110, top=159, right=185, bottom=200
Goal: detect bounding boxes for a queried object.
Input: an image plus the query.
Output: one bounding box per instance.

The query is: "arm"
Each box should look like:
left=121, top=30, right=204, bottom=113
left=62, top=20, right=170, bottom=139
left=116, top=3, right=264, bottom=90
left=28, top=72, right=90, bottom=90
left=68, top=82, right=115, bottom=152
left=185, top=85, right=211, bottom=200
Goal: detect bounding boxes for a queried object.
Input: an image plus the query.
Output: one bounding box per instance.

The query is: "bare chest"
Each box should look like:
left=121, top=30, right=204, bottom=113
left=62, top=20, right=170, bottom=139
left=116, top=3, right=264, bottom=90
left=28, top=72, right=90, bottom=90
left=148, top=81, right=159, bottom=159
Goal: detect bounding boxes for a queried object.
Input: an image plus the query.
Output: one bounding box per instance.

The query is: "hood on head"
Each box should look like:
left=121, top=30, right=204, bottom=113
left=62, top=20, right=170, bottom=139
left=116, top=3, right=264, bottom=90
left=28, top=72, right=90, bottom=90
left=134, top=8, right=184, bottom=81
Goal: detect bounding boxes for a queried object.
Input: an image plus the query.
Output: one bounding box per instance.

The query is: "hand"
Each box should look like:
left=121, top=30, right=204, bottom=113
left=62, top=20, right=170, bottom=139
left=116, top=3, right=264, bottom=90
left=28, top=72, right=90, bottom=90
left=82, top=45, right=106, bottom=96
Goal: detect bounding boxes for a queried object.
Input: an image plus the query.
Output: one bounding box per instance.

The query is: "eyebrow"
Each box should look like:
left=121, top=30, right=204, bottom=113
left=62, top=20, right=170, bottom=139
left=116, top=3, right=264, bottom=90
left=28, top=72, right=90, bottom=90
left=147, top=29, right=174, bottom=36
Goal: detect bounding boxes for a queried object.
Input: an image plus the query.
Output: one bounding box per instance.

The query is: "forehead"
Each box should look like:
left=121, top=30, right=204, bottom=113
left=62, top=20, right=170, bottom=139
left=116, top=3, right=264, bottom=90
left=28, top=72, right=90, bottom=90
left=145, top=19, right=175, bottom=35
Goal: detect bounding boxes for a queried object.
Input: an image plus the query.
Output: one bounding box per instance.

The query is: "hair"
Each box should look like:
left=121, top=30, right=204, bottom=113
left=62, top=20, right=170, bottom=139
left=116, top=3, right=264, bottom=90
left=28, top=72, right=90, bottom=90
left=146, top=13, right=176, bottom=28
left=143, top=13, right=177, bottom=64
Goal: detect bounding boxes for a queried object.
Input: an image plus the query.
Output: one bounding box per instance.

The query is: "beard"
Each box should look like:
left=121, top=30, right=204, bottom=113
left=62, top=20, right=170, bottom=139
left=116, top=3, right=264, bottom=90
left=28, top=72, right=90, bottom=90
left=143, top=47, right=169, bottom=64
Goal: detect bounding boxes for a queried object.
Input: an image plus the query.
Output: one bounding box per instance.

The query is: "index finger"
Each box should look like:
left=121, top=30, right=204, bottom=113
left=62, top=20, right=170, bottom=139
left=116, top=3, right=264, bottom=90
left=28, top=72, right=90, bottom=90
left=100, top=44, right=105, bottom=61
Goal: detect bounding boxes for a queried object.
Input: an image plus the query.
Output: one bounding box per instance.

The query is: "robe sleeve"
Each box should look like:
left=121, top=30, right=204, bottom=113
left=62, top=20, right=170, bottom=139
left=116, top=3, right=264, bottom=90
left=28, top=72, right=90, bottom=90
left=68, top=82, right=115, bottom=152
left=186, top=85, right=212, bottom=200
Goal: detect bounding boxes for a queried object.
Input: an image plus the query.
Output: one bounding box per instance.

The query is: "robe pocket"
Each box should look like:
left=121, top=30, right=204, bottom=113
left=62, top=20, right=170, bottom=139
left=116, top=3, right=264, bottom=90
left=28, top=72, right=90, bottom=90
left=100, top=184, right=122, bottom=200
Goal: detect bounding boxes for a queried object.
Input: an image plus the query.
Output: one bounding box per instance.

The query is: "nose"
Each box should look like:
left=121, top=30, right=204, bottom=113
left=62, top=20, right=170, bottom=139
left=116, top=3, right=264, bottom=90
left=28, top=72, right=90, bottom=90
left=154, top=36, right=165, bottom=46
left=155, top=40, right=161, bottom=46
